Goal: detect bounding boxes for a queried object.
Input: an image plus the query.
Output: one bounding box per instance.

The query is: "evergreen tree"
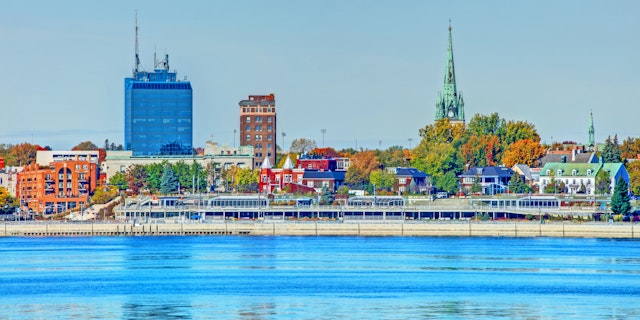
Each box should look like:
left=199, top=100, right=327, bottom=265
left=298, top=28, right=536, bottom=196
left=601, top=135, right=622, bottom=163
left=611, top=177, right=631, bottom=215
left=471, top=175, right=482, bottom=194
left=160, top=164, right=179, bottom=194
left=595, top=169, right=611, bottom=194
left=508, top=174, right=532, bottom=194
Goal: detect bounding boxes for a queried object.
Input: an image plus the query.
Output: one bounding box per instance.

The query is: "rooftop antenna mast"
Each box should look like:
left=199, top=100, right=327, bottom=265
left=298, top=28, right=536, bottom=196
left=134, top=10, right=140, bottom=75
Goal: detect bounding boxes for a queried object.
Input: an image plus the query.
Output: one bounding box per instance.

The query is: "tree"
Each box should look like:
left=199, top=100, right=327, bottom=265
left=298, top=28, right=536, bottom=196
left=466, top=113, right=506, bottom=139
left=611, top=177, right=631, bottom=215
left=458, top=134, right=502, bottom=167
left=626, top=161, right=640, bottom=196
left=91, top=185, right=119, bottom=205
left=290, top=138, right=317, bottom=154
left=502, top=120, right=540, bottom=146
left=72, top=141, right=98, bottom=151
left=235, top=167, right=258, bottom=193
left=502, top=138, right=547, bottom=168
left=595, top=169, right=611, bottom=195
left=160, top=164, right=179, bottom=194
left=104, top=139, right=110, bottom=151
left=0, top=187, right=19, bottom=214
left=601, top=135, right=622, bottom=163
left=308, top=147, right=339, bottom=159
left=377, top=146, right=409, bottom=168
left=145, top=162, right=166, bottom=193
left=126, top=164, right=147, bottom=194
left=418, top=118, right=465, bottom=144
left=10, top=143, right=39, bottom=166
left=621, top=137, right=640, bottom=160
left=345, top=150, right=380, bottom=187
left=471, top=175, right=482, bottom=194
left=108, top=172, right=128, bottom=191
left=508, top=173, right=532, bottom=194
left=369, top=169, right=396, bottom=192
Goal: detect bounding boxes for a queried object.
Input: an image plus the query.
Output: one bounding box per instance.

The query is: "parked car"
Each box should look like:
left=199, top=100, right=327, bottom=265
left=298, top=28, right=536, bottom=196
left=436, top=192, right=449, bottom=199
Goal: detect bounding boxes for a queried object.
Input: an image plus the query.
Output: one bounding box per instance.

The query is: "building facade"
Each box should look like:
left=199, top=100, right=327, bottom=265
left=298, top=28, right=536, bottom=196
left=459, top=166, right=514, bottom=195
left=539, top=162, right=629, bottom=195
left=125, top=22, right=192, bottom=156
left=16, top=160, right=98, bottom=214
left=435, top=22, right=465, bottom=125
left=239, top=94, right=277, bottom=168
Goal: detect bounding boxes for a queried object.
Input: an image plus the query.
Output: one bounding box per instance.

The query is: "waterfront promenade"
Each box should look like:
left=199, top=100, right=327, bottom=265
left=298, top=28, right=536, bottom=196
left=2, top=220, right=638, bottom=238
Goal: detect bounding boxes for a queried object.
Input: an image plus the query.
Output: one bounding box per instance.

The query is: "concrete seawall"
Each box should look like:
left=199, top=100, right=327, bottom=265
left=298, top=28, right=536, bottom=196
left=2, top=221, right=638, bottom=238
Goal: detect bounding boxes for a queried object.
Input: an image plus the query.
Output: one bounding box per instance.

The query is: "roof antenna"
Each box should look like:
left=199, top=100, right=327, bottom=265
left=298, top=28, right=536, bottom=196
left=134, top=10, right=140, bottom=75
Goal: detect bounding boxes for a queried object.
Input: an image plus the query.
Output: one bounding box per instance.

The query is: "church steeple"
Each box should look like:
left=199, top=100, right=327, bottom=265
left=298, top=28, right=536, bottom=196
left=435, top=20, right=465, bottom=124
left=588, top=111, right=595, bottom=151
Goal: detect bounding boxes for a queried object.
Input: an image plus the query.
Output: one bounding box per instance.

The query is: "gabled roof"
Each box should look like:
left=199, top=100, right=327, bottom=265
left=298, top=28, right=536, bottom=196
left=539, top=152, right=598, bottom=167
left=395, top=167, right=429, bottom=178
left=459, top=166, right=514, bottom=178
left=512, top=164, right=533, bottom=180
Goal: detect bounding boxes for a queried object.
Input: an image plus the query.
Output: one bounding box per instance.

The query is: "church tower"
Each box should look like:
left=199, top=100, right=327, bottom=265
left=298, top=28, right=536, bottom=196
left=588, top=111, right=595, bottom=151
left=435, top=21, right=465, bottom=125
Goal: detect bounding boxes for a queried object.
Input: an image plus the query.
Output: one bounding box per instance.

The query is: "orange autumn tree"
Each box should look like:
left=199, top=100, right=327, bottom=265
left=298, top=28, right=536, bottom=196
left=458, top=134, right=501, bottom=167
left=502, top=138, right=546, bottom=168
left=345, top=150, right=380, bottom=187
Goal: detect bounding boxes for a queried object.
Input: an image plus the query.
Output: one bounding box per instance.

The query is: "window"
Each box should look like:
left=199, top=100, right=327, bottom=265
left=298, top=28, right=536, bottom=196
left=267, top=135, right=272, bottom=141
left=246, top=125, right=251, bottom=131
left=255, top=125, right=262, bottom=131
left=399, top=178, right=407, bottom=184
left=267, top=125, right=272, bottom=131
left=246, top=134, right=251, bottom=141
left=546, top=169, right=550, bottom=175
left=586, top=169, right=592, bottom=176
left=557, top=169, right=562, bottom=176
left=246, top=116, right=251, bottom=122
left=572, top=169, right=577, bottom=176
left=267, top=117, right=272, bottom=123
left=256, top=116, right=263, bottom=122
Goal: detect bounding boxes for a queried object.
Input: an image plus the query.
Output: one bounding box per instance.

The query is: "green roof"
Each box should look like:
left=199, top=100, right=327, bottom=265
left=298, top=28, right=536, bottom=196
left=539, top=163, right=600, bottom=177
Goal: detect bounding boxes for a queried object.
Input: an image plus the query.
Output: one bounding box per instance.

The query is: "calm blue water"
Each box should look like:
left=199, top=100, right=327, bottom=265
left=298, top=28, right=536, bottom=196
left=0, top=236, right=639, bottom=319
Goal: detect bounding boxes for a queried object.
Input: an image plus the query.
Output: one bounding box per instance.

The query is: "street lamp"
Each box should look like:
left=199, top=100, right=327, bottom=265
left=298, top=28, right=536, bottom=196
left=321, top=129, right=326, bottom=147
left=233, top=129, right=237, bottom=147
left=408, top=138, right=413, bottom=149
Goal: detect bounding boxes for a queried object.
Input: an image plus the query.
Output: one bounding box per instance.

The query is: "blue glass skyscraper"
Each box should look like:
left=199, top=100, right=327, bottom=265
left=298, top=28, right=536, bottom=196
left=124, top=21, right=193, bottom=156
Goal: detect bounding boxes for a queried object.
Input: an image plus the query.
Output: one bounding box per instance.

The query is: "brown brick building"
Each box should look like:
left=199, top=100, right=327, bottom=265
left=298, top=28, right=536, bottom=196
left=239, top=94, right=277, bottom=168
left=17, top=160, right=98, bottom=214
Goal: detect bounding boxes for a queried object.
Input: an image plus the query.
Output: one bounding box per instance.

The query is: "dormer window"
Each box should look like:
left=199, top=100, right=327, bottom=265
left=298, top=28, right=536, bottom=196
left=572, top=169, right=577, bottom=176
left=586, top=169, right=592, bottom=176
left=557, top=169, right=563, bottom=176
left=546, top=169, right=551, bottom=176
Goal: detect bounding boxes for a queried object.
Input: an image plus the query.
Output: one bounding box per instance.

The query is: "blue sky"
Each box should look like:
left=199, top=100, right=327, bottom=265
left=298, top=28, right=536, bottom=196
left=1, top=0, right=639, bottom=151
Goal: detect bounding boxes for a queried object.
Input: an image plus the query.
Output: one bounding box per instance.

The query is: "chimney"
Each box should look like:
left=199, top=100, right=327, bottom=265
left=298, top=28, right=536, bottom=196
left=561, top=155, right=566, bottom=163
left=572, top=149, right=576, bottom=162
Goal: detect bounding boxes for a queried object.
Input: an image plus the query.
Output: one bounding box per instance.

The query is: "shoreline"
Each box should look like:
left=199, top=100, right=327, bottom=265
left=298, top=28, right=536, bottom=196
left=2, top=221, right=638, bottom=238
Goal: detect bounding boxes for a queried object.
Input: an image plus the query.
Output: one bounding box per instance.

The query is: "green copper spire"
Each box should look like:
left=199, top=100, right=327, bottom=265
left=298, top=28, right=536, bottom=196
left=435, top=20, right=465, bottom=124
left=588, top=111, right=595, bottom=150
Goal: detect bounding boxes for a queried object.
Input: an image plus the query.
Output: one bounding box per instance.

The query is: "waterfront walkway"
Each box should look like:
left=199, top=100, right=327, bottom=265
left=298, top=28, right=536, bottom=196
left=2, top=220, right=638, bottom=238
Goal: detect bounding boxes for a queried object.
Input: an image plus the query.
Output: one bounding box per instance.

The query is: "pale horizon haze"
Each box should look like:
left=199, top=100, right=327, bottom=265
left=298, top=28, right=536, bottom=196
left=1, top=0, right=639, bottom=151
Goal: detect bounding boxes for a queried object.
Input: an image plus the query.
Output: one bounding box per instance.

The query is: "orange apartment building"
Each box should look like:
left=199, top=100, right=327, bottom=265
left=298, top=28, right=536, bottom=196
left=17, top=160, right=98, bottom=214
left=239, top=94, right=277, bottom=168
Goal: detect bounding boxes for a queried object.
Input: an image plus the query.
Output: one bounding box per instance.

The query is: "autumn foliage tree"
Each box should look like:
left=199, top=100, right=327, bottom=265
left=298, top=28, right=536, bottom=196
left=10, top=143, right=40, bottom=166
left=345, top=150, right=380, bottom=187
left=502, top=138, right=547, bottom=168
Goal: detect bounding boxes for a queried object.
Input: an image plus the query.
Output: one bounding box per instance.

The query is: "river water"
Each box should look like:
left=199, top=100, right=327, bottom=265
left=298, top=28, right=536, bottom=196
left=0, top=236, right=638, bottom=319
